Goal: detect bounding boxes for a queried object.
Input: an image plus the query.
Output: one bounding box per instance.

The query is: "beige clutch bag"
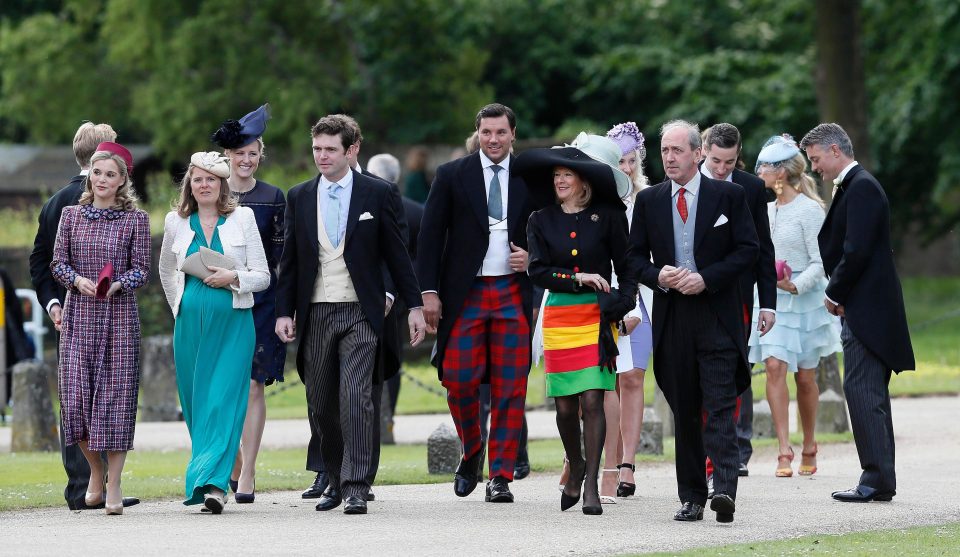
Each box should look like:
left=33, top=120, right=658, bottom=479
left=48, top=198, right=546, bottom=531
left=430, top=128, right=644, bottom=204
left=179, top=247, right=237, bottom=279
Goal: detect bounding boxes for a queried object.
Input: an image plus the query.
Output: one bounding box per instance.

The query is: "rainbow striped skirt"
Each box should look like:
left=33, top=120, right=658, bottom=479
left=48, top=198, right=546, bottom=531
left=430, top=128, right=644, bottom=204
left=542, top=291, right=617, bottom=397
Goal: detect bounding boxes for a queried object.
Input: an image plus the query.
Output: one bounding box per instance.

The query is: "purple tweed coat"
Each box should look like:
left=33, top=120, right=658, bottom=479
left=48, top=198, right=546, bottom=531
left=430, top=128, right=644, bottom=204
left=51, top=204, right=150, bottom=451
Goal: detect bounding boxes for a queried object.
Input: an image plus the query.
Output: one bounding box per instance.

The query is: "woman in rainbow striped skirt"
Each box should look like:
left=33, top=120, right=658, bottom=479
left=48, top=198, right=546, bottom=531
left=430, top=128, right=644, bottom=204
left=515, top=133, right=637, bottom=515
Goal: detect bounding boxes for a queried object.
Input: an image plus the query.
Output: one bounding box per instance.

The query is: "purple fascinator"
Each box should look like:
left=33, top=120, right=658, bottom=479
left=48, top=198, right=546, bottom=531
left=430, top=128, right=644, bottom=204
left=606, top=122, right=645, bottom=158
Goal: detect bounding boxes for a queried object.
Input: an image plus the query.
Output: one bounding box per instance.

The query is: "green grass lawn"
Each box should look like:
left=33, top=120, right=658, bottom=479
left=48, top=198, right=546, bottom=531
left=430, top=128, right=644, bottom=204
left=0, top=430, right=852, bottom=512
left=638, top=521, right=960, bottom=557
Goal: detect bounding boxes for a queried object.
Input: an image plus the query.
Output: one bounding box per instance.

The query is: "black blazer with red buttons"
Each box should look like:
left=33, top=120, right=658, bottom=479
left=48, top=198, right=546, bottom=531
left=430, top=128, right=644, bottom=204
left=527, top=202, right=636, bottom=313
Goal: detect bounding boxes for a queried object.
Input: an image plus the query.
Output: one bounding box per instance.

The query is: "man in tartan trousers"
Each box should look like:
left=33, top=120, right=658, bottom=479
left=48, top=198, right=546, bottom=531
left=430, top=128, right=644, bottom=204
left=418, top=103, right=536, bottom=503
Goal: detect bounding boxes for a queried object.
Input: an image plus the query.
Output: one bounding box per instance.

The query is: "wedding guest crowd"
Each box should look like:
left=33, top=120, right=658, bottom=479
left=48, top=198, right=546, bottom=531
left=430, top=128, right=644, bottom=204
left=28, top=98, right=911, bottom=524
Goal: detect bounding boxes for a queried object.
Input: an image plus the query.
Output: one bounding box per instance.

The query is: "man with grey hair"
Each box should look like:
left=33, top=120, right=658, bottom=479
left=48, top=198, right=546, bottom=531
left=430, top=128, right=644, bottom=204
left=628, top=119, right=759, bottom=523
left=367, top=153, right=401, bottom=184
left=801, top=123, right=914, bottom=503
left=29, top=121, right=140, bottom=511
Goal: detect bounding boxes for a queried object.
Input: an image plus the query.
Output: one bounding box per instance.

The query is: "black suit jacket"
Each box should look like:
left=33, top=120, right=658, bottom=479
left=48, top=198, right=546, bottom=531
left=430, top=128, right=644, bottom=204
left=29, top=175, right=85, bottom=311
left=628, top=174, right=760, bottom=396
left=362, top=169, right=425, bottom=380
left=818, top=164, right=914, bottom=372
left=276, top=170, right=423, bottom=380
left=731, top=168, right=777, bottom=313
left=417, top=152, right=535, bottom=378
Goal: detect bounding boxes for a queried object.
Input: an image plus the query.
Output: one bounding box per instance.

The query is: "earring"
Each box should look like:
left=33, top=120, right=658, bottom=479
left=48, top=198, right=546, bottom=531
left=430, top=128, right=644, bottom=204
left=774, top=179, right=783, bottom=196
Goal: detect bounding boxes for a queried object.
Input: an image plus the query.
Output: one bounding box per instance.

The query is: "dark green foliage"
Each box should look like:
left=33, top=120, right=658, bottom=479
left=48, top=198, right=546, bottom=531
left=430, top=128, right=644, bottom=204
left=0, top=0, right=956, bottom=235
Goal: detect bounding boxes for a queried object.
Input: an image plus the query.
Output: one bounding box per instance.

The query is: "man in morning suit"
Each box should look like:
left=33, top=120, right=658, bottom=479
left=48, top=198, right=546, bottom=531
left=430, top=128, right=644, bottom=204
left=800, top=123, right=914, bottom=503
left=627, top=120, right=759, bottom=523
left=275, top=114, right=426, bottom=515
left=418, top=103, right=535, bottom=503
left=701, top=123, right=778, bottom=478
left=298, top=123, right=412, bottom=503
left=28, top=122, right=140, bottom=511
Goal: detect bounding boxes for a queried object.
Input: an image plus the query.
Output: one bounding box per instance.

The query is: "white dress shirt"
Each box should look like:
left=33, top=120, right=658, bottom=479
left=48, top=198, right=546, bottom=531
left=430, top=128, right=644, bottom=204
left=478, top=150, right=512, bottom=276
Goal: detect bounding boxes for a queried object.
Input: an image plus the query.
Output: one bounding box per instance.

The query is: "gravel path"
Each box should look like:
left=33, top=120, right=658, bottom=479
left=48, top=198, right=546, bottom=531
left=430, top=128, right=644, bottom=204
left=3, top=396, right=958, bottom=556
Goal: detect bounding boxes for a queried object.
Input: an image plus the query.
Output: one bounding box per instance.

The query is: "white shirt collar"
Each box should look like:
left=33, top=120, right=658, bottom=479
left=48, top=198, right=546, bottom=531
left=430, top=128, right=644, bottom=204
left=479, top=150, right=511, bottom=172
left=320, top=167, right=354, bottom=190
left=80, top=169, right=90, bottom=176
left=671, top=171, right=702, bottom=196
left=834, top=161, right=859, bottom=185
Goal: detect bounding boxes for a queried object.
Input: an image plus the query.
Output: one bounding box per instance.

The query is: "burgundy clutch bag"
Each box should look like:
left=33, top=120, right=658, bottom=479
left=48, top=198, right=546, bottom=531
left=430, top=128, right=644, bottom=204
left=96, top=262, right=114, bottom=299
left=775, top=259, right=792, bottom=281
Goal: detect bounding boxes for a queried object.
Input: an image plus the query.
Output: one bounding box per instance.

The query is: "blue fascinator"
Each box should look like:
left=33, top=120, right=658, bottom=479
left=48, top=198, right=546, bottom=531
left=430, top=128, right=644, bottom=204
left=211, top=103, right=271, bottom=149
left=755, top=133, right=800, bottom=173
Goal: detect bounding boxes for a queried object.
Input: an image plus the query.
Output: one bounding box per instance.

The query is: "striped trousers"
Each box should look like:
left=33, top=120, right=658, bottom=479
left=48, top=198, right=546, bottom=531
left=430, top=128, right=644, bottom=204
left=841, top=320, right=897, bottom=492
left=656, top=295, right=741, bottom=506
left=303, top=302, right=378, bottom=499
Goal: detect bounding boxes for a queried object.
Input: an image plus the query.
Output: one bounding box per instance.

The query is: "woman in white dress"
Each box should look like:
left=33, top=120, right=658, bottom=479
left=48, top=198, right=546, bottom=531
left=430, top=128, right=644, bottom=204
left=599, top=122, right=654, bottom=502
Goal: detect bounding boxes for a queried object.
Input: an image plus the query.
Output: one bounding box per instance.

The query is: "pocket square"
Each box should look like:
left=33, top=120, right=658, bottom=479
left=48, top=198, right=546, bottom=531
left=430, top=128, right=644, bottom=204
left=713, top=214, right=729, bottom=227
left=359, top=212, right=374, bottom=221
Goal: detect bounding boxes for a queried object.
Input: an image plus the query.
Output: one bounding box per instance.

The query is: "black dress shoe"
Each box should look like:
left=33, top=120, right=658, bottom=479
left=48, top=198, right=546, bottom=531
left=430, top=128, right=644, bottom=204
left=485, top=477, right=514, bottom=503
left=706, top=474, right=715, bottom=499
left=365, top=491, right=376, bottom=502
left=738, top=463, right=749, bottom=477
left=454, top=445, right=486, bottom=497
left=513, top=455, right=531, bottom=481
left=302, top=472, right=329, bottom=499
left=710, top=493, right=736, bottom=523
left=343, top=496, right=367, bottom=514
left=674, top=501, right=704, bottom=521
left=831, top=485, right=895, bottom=503
left=315, top=486, right=343, bottom=511
left=76, top=496, right=141, bottom=510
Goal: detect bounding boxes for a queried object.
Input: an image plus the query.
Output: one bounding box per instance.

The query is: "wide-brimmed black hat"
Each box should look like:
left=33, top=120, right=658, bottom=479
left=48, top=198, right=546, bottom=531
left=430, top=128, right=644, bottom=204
left=513, top=133, right=630, bottom=211
left=211, top=103, right=270, bottom=149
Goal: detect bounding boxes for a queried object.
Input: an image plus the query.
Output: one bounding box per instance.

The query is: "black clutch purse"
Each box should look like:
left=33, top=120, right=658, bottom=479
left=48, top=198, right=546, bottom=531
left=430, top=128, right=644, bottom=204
left=597, top=287, right=634, bottom=323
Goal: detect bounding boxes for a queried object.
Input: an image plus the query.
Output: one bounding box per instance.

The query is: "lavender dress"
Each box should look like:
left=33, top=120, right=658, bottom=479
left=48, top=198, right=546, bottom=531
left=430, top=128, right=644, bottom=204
left=51, top=205, right=150, bottom=451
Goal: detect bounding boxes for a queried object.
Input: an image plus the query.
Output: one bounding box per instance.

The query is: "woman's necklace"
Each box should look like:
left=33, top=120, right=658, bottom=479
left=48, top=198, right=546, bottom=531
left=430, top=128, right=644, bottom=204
left=199, top=214, right=219, bottom=229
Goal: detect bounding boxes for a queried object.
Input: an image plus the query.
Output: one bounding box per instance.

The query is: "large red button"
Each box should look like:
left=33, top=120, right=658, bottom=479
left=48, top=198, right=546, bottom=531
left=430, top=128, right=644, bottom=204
left=573, top=266, right=580, bottom=273
left=570, top=232, right=577, bottom=238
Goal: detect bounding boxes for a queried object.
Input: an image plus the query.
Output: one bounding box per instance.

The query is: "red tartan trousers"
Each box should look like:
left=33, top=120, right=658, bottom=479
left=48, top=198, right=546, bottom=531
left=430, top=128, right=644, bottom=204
left=441, top=275, right=530, bottom=481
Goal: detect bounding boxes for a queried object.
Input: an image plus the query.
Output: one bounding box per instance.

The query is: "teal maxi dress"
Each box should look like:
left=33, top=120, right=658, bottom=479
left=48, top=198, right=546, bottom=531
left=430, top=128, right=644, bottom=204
left=174, top=213, right=254, bottom=505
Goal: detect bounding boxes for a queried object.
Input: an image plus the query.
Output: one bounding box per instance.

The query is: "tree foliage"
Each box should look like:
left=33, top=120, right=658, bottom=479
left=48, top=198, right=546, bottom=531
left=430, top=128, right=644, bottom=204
left=0, top=0, right=956, bottom=235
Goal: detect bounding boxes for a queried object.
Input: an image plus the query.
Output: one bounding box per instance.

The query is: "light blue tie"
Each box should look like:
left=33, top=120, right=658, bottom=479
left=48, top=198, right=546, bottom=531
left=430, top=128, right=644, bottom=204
left=488, top=164, right=503, bottom=220
left=325, top=182, right=342, bottom=247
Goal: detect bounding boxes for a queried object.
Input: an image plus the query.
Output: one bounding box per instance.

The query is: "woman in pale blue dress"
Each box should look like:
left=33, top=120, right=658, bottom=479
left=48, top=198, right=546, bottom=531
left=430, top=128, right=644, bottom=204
left=748, top=135, right=841, bottom=478
left=159, top=152, right=269, bottom=513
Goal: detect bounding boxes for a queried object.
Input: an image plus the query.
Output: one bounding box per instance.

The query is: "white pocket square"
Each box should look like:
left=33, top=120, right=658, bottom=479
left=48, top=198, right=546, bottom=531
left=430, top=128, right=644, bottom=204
left=713, top=214, right=728, bottom=227
left=359, top=212, right=374, bottom=221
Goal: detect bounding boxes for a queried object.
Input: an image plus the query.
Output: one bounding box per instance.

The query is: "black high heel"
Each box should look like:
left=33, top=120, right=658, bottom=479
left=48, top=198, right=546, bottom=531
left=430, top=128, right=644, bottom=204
left=560, top=460, right=586, bottom=511
left=229, top=479, right=239, bottom=493
left=235, top=480, right=255, bottom=504
left=616, top=462, right=636, bottom=497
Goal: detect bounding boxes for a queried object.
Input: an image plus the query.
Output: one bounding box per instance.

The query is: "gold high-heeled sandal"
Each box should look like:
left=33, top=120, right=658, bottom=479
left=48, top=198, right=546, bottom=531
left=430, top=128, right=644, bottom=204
left=776, top=446, right=795, bottom=478
left=799, top=443, right=818, bottom=476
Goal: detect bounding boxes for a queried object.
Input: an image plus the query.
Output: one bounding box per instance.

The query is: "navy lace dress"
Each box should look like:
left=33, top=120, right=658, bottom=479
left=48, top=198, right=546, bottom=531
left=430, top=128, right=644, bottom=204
left=234, top=180, right=287, bottom=385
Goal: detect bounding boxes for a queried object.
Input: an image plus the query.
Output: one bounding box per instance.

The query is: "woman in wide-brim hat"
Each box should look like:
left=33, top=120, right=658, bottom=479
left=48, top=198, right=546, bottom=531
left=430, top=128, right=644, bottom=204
left=515, top=133, right=638, bottom=515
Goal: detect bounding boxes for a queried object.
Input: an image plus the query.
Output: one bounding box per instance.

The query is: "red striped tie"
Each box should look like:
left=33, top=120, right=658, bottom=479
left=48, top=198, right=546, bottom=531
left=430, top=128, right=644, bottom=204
left=677, top=187, right=688, bottom=223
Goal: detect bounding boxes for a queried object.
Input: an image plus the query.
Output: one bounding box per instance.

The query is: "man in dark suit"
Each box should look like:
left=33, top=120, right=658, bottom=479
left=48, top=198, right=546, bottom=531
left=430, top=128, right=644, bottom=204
left=800, top=123, right=914, bottom=503
left=701, top=123, right=778, bottom=478
left=628, top=120, right=759, bottom=523
left=367, top=153, right=425, bottom=418
left=275, top=114, right=426, bottom=515
left=418, top=103, right=535, bottom=503
left=28, top=122, right=140, bottom=511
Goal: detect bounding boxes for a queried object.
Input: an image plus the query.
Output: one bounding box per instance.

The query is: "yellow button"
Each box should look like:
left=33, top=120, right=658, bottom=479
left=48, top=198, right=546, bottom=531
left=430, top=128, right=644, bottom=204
left=571, top=249, right=578, bottom=256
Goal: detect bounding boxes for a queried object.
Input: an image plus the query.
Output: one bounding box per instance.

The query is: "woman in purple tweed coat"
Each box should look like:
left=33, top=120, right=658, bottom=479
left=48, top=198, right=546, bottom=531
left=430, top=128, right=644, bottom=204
left=51, top=142, right=150, bottom=515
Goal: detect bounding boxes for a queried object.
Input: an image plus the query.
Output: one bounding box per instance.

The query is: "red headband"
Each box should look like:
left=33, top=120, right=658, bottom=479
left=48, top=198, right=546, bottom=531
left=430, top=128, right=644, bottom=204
left=95, top=141, right=134, bottom=174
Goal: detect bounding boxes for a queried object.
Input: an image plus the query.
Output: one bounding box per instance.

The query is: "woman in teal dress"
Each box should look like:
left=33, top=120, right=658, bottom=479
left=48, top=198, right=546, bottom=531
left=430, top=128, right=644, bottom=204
left=159, top=152, right=269, bottom=513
